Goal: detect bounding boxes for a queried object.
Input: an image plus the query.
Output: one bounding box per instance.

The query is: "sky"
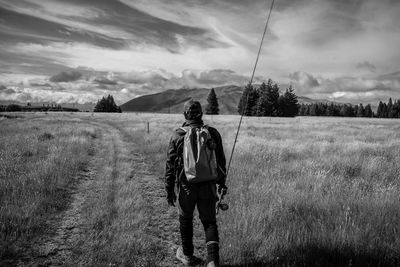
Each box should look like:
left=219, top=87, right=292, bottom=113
left=0, top=0, right=399, bottom=105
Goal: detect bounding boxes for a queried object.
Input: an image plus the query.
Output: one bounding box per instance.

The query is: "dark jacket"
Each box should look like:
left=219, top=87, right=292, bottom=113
left=165, top=120, right=227, bottom=194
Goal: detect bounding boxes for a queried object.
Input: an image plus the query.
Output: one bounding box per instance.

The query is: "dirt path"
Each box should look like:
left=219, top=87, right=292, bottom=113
left=15, top=118, right=208, bottom=266
left=108, top=122, right=208, bottom=266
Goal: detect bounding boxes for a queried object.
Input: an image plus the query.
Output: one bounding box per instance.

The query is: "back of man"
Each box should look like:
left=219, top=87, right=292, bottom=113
left=165, top=100, right=227, bottom=267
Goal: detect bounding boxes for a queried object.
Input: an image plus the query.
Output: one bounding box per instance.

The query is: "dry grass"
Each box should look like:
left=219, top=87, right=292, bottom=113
left=93, top=114, right=400, bottom=266
left=0, top=114, right=97, bottom=260
left=1, top=113, right=400, bottom=266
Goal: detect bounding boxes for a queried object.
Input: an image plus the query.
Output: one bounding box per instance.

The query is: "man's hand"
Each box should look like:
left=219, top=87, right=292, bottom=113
left=167, top=191, right=177, bottom=207
left=217, top=184, right=228, bottom=196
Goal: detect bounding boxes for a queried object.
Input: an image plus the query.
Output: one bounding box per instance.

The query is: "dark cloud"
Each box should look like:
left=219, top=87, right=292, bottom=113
left=304, top=11, right=364, bottom=46
left=0, top=49, right=76, bottom=75
left=30, top=82, right=51, bottom=87
left=94, top=78, right=117, bottom=85
left=0, top=84, right=7, bottom=90
left=377, top=71, right=400, bottom=82
left=0, top=7, right=126, bottom=49
left=3, top=88, right=16, bottom=94
left=115, top=68, right=251, bottom=91
left=0, top=0, right=228, bottom=54
left=50, top=71, right=82, bottom=82
left=356, top=61, right=376, bottom=72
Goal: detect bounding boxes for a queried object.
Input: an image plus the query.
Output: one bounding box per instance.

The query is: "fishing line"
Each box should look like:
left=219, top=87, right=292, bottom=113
left=226, top=0, right=276, bottom=176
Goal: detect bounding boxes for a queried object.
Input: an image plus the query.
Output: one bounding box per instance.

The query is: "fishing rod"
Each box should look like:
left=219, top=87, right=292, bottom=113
left=226, top=0, right=276, bottom=176
left=217, top=0, right=276, bottom=214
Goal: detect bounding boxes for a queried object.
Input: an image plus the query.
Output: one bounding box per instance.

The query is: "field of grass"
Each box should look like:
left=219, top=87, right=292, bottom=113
left=0, top=114, right=97, bottom=260
left=1, top=112, right=400, bottom=266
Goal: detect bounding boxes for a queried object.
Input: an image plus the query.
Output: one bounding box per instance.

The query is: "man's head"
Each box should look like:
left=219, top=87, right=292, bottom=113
left=183, top=99, right=203, bottom=120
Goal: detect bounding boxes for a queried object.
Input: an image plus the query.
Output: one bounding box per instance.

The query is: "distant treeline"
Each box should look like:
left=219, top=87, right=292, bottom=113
left=299, top=98, right=400, bottom=118
left=0, top=104, right=79, bottom=112
left=238, top=79, right=299, bottom=117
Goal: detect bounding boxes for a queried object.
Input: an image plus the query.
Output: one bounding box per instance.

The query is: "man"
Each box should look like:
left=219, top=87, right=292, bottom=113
left=165, top=100, right=227, bottom=267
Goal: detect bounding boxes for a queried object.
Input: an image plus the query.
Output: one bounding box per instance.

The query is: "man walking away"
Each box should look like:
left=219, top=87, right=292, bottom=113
left=165, top=100, right=227, bottom=266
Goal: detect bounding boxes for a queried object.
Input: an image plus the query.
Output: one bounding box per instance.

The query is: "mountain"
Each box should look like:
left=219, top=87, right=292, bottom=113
left=120, top=85, right=332, bottom=114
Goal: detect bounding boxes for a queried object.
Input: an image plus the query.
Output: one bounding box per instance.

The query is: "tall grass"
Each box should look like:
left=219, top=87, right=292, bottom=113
left=0, top=115, right=97, bottom=259
left=1, top=113, right=400, bottom=266
left=91, top=114, right=400, bottom=266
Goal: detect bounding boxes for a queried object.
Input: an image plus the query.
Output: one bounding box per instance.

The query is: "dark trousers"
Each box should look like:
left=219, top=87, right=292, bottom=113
left=178, top=182, right=219, bottom=257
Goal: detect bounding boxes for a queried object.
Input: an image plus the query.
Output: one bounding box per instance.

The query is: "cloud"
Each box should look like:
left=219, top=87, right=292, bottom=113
left=356, top=61, right=377, bottom=72
left=49, top=71, right=82, bottom=82
left=289, top=71, right=320, bottom=93
left=0, top=85, right=7, bottom=90
left=0, top=0, right=227, bottom=53
left=118, top=69, right=171, bottom=85
left=94, top=78, right=117, bottom=85
left=3, top=88, right=16, bottom=94
left=117, top=68, right=252, bottom=91
left=29, top=82, right=51, bottom=87
left=289, top=70, right=400, bottom=103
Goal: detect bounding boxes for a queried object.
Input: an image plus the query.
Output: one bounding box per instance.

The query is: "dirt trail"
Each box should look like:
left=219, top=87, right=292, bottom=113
left=15, top=120, right=110, bottom=266
left=103, top=122, right=208, bottom=266
left=15, top=118, right=207, bottom=266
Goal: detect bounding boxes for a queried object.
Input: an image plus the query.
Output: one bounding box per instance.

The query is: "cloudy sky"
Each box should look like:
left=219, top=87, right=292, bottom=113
left=0, top=0, right=399, bottom=105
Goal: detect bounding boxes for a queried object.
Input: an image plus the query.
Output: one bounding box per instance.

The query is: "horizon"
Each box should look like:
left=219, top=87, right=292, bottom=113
left=1, top=0, right=400, bottom=105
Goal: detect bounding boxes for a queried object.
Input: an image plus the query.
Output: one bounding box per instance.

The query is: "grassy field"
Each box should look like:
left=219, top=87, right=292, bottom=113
left=1, top=112, right=400, bottom=266
left=0, top=114, right=97, bottom=260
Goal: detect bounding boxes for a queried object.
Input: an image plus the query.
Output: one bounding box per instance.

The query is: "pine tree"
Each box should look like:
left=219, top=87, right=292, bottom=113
left=357, top=104, right=365, bottom=117
left=238, top=83, right=252, bottom=115
left=238, top=83, right=258, bottom=116
left=327, top=103, right=336, bottom=116
left=393, top=100, right=400, bottom=118
left=388, top=98, right=395, bottom=118
left=382, top=103, right=388, bottom=118
left=377, top=101, right=384, bottom=118
left=298, top=104, right=307, bottom=116
left=277, top=95, right=286, bottom=116
left=205, top=88, right=219, bottom=115
left=255, top=82, right=268, bottom=116
left=282, top=85, right=299, bottom=117
left=271, top=83, right=280, bottom=116
left=262, top=79, right=279, bottom=116
left=340, top=104, right=354, bottom=117
left=94, top=94, right=122, bottom=112
left=310, top=103, right=320, bottom=116
left=247, top=86, right=259, bottom=116
left=364, top=104, right=373, bottom=117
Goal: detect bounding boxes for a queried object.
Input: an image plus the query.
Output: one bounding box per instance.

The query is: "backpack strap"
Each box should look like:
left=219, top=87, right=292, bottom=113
left=179, top=126, right=190, bottom=133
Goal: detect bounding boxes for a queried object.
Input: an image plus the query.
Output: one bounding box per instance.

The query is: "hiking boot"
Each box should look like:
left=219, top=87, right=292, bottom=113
left=206, top=261, right=219, bottom=267
left=176, top=246, right=194, bottom=266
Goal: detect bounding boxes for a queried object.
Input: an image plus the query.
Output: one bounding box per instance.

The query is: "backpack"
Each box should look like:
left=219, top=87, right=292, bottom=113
left=179, top=125, right=218, bottom=183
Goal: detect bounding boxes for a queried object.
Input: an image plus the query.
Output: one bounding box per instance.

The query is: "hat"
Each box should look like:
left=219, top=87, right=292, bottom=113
left=183, top=99, right=202, bottom=119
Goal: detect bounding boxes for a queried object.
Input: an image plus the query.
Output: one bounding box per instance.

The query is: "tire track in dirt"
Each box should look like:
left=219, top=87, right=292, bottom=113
left=15, top=116, right=207, bottom=266
left=15, top=120, right=119, bottom=267
left=106, top=122, right=207, bottom=267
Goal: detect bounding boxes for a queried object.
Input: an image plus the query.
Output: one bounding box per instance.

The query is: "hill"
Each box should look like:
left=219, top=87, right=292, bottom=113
left=120, top=85, right=332, bottom=114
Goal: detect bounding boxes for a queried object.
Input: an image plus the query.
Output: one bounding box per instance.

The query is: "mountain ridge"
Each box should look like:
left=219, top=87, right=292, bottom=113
left=120, top=85, right=333, bottom=114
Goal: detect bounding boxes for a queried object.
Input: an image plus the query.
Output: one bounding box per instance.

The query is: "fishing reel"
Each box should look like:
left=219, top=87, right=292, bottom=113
left=216, top=188, right=229, bottom=214
left=217, top=202, right=229, bottom=211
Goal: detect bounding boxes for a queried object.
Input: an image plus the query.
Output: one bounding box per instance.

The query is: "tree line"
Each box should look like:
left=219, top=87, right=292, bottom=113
left=298, top=103, right=374, bottom=117
left=376, top=98, right=400, bottom=118
left=237, top=79, right=299, bottom=117
left=299, top=98, right=400, bottom=118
